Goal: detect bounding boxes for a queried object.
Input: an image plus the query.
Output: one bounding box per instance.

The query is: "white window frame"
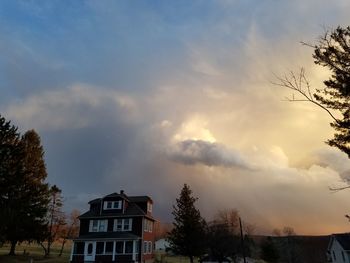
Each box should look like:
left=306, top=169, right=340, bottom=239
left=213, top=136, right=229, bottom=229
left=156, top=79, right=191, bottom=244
left=89, top=219, right=108, bottom=232
left=113, top=218, right=132, bottom=231
left=143, top=219, right=153, bottom=232
left=104, top=200, right=122, bottom=210
left=147, top=202, right=152, bottom=213
left=143, top=241, right=152, bottom=254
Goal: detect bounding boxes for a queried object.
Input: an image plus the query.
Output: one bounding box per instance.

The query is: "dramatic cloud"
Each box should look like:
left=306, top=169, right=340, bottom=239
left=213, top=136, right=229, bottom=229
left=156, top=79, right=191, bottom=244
left=1, top=0, right=350, bottom=235
left=167, top=139, right=253, bottom=169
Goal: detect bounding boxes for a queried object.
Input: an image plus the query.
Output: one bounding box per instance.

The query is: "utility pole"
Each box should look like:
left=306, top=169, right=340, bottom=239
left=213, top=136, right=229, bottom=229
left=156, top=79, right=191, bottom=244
left=239, top=217, right=247, bottom=263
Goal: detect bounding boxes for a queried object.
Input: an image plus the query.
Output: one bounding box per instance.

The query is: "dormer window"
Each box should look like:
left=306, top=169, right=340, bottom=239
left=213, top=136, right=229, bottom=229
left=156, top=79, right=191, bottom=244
left=103, top=200, right=122, bottom=210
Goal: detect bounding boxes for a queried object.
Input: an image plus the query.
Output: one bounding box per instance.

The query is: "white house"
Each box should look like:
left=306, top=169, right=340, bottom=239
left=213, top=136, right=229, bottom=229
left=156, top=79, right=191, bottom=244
left=155, top=238, right=169, bottom=251
left=327, top=233, right=350, bottom=263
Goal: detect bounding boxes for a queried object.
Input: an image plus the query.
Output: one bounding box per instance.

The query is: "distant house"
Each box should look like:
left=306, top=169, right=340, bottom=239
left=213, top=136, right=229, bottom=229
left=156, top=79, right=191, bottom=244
left=327, top=233, right=350, bottom=263
left=155, top=238, right=169, bottom=251
left=70, top=190, right=155, bottom=263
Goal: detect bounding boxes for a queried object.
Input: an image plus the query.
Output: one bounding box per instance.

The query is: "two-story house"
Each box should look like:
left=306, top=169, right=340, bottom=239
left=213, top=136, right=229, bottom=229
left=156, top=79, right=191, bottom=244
left=70, top=191, right=155, bottom=263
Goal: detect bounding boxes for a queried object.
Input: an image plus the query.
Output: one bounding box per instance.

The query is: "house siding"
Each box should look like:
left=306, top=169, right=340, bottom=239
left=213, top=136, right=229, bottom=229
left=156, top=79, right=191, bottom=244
left=330, top=239, right=350, bottom=263
left=71, top=192, right=155, bottom=263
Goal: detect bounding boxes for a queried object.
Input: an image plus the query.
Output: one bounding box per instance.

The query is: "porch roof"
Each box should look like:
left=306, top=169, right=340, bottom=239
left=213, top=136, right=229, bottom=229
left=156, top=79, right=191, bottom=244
left=73, top=232, right=140, bottom=241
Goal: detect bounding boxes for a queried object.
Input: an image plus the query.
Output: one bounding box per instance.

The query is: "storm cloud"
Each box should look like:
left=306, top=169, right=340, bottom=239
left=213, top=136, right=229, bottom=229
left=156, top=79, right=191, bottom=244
left=1, top=0, right=350, bottom=235
left=167, top=139, right=253, bottom=169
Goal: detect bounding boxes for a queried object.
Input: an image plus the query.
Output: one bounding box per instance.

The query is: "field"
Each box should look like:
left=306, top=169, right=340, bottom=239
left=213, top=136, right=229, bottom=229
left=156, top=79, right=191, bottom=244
left=0, top=242, right=71, bottom=263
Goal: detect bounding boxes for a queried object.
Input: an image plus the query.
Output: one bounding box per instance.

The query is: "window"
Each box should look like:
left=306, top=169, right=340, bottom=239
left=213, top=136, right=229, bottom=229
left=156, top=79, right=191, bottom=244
left=99, top=220, right=107, bottom=232
left=342, top=251, right=345, bottom=262
left=89, top=220, right=107, bottom=232
left=144, top=219, right=153, bottom=232
left=147, top=202, right=152, bottom=213
left=124, top=219, right=132, bottom=231
left=115, top=219, right=123, bottom=231
left=143, top=241, right=152, bottom=254
left=125, top=241, right=133, bottom=254
left=87, top=243, right=93, bottom=255
left=115, top=241, right=124, bottom=254
left=96, top=242, right=104, bottom=255
left=105, top=242, right=114, bottom=254
left=104, top=200, right=122, bottom=210
left=143, top=241, right=147, bottom=254
left=135, top=241, right=139, bottom=253
left=114, top=218, right=132, bottom=231
left=113, top=201, right=121, bottom=209
left=148, top=242, right=152, bottom=254
left=91, top=220, right=98, bottom=232
left=333, top=251, right=337, bottom=261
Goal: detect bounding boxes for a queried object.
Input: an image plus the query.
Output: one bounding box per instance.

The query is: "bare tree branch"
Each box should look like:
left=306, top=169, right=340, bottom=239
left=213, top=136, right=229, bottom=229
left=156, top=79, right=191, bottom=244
left=272, top=68, right=340, bottom=124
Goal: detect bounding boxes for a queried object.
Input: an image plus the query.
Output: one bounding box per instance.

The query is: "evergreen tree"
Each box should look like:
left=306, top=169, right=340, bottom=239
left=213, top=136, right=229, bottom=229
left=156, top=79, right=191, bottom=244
left=9, top=130, right=50, bottom=255
left=0, top=115, right=21, bottom=246
left=168, top=184, right=206, bottom=263
left=0, top=119, right=50, bottom=255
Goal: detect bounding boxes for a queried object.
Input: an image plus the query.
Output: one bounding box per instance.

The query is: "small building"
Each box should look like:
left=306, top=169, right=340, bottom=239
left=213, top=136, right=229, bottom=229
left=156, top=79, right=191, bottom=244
left=155, top=238, right=169, bottom=251
left=327, top=233, right=350, bottom=263
left=70, top=190, right=155, bottom=263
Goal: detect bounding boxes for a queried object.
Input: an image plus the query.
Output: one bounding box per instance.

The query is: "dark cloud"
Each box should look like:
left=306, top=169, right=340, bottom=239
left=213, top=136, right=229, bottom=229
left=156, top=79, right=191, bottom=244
left=167, top=139, right=253, bottom=169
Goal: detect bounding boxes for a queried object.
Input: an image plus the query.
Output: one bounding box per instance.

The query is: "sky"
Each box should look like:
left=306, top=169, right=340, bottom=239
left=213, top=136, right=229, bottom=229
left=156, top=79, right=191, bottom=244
left=1, top=0, right=350, bottom=235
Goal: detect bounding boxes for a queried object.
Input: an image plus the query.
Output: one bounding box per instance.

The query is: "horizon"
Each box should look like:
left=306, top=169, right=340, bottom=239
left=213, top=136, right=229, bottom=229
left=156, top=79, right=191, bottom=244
left=1, top=1, right=350, bottom=236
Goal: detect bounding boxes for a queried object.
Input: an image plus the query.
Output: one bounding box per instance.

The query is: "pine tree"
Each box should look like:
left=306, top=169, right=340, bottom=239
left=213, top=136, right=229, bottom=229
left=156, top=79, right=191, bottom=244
left=277, top=26, right=350, bottom=159
left=167, top=184, right=206, bottom=263
left=9, top=130, right=50, bottom=255
left=312, top=27, right=350, bottom=158
left=0, top=115, right=22, bottom=246
left=0, top=119, right=50, bottom=255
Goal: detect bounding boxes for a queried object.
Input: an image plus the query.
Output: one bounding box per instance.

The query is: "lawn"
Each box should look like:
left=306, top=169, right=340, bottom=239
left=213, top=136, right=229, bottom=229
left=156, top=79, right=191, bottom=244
left=0, top=242, right=71, bottom=263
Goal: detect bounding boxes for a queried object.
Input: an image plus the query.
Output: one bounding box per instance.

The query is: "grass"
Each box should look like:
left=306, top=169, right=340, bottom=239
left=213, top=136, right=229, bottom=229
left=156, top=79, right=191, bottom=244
left=0, top=242, right=71, bottom=263
left=155, top=252, right=200, bottom=263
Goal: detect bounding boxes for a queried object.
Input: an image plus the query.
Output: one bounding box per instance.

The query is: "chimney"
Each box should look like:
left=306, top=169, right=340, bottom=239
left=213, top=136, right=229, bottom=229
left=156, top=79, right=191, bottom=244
left=120, top=190, right=124, bottom=195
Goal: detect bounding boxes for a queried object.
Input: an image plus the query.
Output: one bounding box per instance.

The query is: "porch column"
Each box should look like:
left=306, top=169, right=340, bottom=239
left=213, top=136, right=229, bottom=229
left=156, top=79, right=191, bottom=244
left=132, top=240, right=136, bottom=261
left=70, top=242, right=74, bottom=262
left=112, top=241, right=116, bottom=261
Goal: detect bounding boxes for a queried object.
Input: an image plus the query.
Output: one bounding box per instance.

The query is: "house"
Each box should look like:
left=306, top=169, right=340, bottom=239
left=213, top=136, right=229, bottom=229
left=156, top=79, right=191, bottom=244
left=70, top=190, right=155, bottom=263
left=155, top=238, right=169, bottom=251
left=327, top=233, right=350, bottom=263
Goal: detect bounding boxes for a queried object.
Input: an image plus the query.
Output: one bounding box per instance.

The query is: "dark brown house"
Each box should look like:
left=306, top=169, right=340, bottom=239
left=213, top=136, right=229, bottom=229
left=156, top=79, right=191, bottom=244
left=70, top=191, right=155, bottom=263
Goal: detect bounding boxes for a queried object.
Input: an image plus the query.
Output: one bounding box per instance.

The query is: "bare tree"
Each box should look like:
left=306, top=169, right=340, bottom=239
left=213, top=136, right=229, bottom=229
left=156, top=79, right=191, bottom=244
left=58, top=209, right=80, bottom=257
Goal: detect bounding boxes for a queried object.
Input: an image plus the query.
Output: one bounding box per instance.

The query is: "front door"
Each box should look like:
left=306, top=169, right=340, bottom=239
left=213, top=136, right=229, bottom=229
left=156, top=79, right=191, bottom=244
left=84, top=241, right=95, bottom=262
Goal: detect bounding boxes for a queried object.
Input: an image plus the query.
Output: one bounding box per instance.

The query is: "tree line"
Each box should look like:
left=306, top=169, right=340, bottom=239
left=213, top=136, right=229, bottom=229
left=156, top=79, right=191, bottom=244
left=0, top=115, right=79, bottom=257
left=167, top=184, right=256, bottom=263
left=167, top=184, right=318, bottom=263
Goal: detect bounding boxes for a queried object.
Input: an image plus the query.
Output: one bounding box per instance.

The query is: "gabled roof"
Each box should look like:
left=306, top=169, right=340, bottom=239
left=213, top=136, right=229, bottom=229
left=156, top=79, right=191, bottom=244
left=329, top=233, right=350, bottom=251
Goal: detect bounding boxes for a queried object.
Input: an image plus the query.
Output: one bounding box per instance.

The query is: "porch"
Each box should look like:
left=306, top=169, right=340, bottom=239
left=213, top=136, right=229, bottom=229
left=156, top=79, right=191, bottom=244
left=70, top=239, right=140, bottom=263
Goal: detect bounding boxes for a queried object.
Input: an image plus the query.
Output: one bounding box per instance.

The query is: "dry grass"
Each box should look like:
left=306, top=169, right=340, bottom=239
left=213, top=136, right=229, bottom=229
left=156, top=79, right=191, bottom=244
left=0, top=242, right=71, bottom=263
